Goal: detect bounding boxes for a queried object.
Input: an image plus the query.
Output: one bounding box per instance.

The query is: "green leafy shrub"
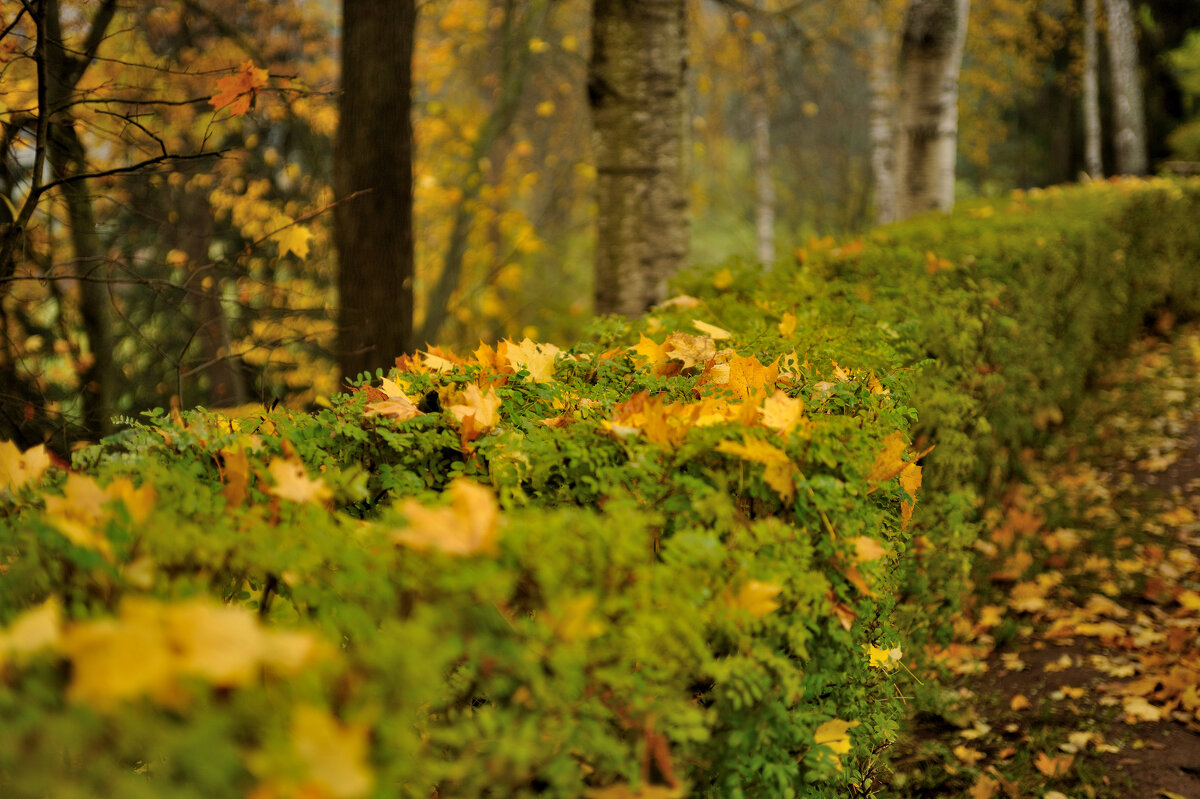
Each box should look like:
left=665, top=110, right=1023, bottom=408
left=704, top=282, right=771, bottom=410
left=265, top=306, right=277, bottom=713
left=2, top=176, right=1199, bottom=798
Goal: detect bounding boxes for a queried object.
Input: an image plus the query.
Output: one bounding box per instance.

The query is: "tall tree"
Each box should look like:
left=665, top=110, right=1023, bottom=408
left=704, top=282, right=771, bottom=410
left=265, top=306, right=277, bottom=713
left=1082, top=0, right=1103, bottom=178
left=589, top=0, right=688, bottom=317
left=894, top=0, right=970, bottom=219
left=1104, top=0, right=1148, bottom=174
left=866, top=0, right=899, bottom=224
left=335, top=0, right=416, bottom=381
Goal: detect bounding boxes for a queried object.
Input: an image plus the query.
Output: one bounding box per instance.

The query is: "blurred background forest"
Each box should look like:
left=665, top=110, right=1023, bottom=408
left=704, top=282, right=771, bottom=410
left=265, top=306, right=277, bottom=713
left=2, top=0, right=1200, bottom=449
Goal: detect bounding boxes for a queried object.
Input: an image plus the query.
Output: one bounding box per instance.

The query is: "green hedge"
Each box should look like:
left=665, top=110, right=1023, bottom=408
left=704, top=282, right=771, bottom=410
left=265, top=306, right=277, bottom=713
left=1, top=176, right=1198, bottom=798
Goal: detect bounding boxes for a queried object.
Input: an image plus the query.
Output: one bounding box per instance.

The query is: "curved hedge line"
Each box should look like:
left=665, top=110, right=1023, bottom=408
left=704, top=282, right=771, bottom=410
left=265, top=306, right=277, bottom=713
left=1, top=177, right=1198, bottom=798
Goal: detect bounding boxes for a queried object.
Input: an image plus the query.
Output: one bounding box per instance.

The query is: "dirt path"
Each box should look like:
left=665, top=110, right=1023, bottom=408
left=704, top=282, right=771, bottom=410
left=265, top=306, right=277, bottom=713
left=891, top=325, right=1200, bottom=798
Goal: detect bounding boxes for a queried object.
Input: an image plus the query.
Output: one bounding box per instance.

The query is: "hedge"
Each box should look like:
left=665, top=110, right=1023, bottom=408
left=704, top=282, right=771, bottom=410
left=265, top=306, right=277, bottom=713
left=1, top=176, right=1198, bottom=798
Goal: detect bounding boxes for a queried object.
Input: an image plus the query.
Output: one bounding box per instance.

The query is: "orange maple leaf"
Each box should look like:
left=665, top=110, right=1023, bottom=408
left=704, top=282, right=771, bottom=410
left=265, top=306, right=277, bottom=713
left=210, top=60, right=270, bottom=116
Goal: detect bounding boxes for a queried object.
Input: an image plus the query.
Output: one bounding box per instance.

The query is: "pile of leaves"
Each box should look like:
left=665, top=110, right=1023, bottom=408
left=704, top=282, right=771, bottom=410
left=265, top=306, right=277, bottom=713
left=2, top=176, right=1200, bottom=797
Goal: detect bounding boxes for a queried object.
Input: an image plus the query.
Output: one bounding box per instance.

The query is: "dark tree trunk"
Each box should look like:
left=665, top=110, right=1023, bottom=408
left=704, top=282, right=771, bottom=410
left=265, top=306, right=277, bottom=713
left=335, top=0, right=416, bottom=382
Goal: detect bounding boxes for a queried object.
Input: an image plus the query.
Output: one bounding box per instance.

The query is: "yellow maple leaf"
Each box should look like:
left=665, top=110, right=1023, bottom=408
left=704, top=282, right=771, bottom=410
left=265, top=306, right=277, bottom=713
left=448, top=384, right=502, bottom=431
left=813, top=719, right=859, bottom=772
left=630, top=334, right=665, bottom=364
left=43, top=473, right=113, bottom=557
left=1, top=597, right=61, bottom=664
left=364, top=378, right=423, bottom=420
left=290, top=705, right=376, bottom=799
left=1122, top=695, right=1162, bottom=723
left=0, top=440, right=51, bottom=491
left=267, top=458, right=332, bottom=504
left=105, top=477, right=156, bottom=523
left=1033, top=751, right=1073, bottom=777
left=866, top=644, right=902, bottom=670
left=778, top=312, right=797, bottom=338
left=726, top=579, right=783, bottom=619
left=853, top=536, right=887, bottom=562
left=273, top=223, right=312, bottom=259
left=953, top=744, right=985, bottom=766
left=504, top=337, right=560, bottom=382
left=61, top=609, right=175, bottom=707
left=209, top=60, right=270, bottom=115
left=716, top=437, right=797, bottom=501
left=760, top=391, right=805, bottom=436
left=692, top=319, right=732, bottom=340
left=164, top=600, right=270, bottom=686
left=662, top=332, right=716, bottom=369
left=394, top=479, right=499, bottom=556
left=723, top=353, right=779, bottom=401
left=868, top=431, right=908, bottom=486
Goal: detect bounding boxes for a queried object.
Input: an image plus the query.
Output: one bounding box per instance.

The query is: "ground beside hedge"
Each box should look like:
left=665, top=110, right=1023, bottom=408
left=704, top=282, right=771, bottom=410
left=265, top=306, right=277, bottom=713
left=2, top=176, right=1199, bottom=798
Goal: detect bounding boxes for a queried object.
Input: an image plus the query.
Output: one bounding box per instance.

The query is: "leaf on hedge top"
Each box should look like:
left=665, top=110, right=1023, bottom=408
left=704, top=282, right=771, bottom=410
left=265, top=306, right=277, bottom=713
left=104, top=477, right=156, bottom=523
left=760, top=391, right=805, bottom=436
left=210, top=60, right=269, bottom=115
left=0, top=597, right=61, bottom=664
left=289, top=705, right=375, bottom=799
left=716, top=437, right=798, bottom=501
left=724, top=353, right=780, bottom=401
left=504, top=337, right=560, bottom=382
left=448, top=384, right=502, bottom=438
left=867, top=644, right=903, bottom=670
left=0, top=440, right=51, bottom=491
left=726, top=579, right=783, bottom=619
left=267, top=458, right=332, bottom=504
left=363, top=379, right=423, bottom=420
left=394, top=479, right=499, bottom=556
left=43, top=473, right=114, bottom=557
left=630, top=334, right=666, bottom=364
left=662, top=332, right=716, bottom=370
left=853, top=536, right=887, bottom=562
left=813, top=719, right=859, bottom=772
left=778, top=311, right=797, bottom=337
left=868, top=431, right=908, bottom=486
left=692, top=319, right=731, bottom=340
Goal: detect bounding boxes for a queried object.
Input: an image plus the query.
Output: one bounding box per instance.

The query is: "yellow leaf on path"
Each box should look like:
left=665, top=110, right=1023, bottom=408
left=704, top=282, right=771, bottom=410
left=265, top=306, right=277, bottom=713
left=1160, top=506, right=1196, bottom=526
left=953, top=744, right=985, bottom=765
left=394, top=479, right=499, bottom=556
left=504, top=337, right=560, bottom=382
left=1033, top=751, right=1073, bottom=777
left=0, top=440, right=51, bottom=491
left=716, top=437, right=798, bottom=501
left=726, top=579, right=783, bottom=619
left=813, top=719, right=859, bottom=772
left=969, top=774, right=999, bottom=799
left=1122, top=695, right=1163, bottom=723
left=1010, top=694, right=1031, bottom=711
left=290, top=705, right=375, bottom=799
left=267, top=458, right=332, bottom=504
left=692, top=319, right=732, bottom=340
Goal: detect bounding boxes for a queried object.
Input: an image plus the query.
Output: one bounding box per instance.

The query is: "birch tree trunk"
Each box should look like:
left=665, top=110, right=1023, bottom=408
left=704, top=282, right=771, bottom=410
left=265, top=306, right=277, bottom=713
left=867, top=0, right=899, bottom=224
left=894, top=0, right=970, bottom=220
left=1082, top=0, right=1103, bottom=178
left=590, top=0, right=688, bottom=317
left=753, top=99, right=775, bottom=268
left=336, top=0, right=415, bottom=380
left=1104, top=0, right=1148, bottom=175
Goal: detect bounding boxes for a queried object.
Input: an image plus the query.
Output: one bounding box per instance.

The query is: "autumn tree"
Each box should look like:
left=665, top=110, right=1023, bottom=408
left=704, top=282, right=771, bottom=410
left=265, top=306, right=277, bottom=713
left=590, top=0, right=689, bottom=317
left=335, top=0, right=416, bottom=381
left=894, top=0, right=970, bottom=219
left=1104, top=0, right=1147, bottom=174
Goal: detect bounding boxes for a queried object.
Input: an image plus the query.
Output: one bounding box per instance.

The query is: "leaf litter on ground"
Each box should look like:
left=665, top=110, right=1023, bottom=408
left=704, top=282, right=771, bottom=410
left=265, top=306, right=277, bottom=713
left=891, top=322, right=1200, bottom=799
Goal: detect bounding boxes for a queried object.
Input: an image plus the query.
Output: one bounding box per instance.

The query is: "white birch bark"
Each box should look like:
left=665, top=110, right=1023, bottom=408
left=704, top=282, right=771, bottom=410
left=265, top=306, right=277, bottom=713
left=590, top=0, right=689, bottom=317
left=1082, top=0, right=1103, bottom=178
left=1104, top=0, right=1147, bottom=175
left=894, top=0, right=970, bottom=219
left=753, top=95, right=776, bottom=268
left=867, top=0, right=899, bottom=224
